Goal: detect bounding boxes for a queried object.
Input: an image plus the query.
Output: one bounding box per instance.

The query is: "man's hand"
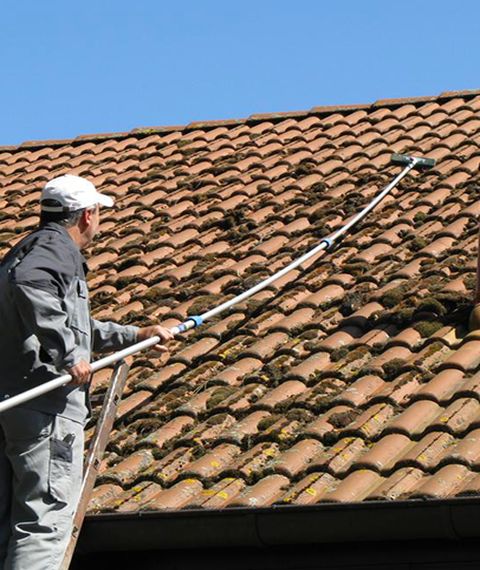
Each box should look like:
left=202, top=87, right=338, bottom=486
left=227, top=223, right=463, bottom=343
left=68, top=359, right=93, bottom=386
left=137, top=325, right=174, bottom=353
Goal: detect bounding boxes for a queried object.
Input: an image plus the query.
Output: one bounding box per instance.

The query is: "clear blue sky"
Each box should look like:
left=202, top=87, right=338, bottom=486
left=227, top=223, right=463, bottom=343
left=1, top=0, right=478, bottom=146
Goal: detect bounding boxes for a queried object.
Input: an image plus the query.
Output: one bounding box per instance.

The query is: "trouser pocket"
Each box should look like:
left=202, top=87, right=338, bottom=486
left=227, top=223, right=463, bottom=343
left=48, top=419, right=76, bottom=504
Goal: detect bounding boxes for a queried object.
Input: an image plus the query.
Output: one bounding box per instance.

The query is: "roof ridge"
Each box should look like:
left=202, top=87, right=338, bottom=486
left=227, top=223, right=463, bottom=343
left=3, top=88, right=480, bottom=152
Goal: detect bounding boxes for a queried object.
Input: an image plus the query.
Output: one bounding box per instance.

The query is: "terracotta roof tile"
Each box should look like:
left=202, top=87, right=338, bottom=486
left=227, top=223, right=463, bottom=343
left=367, top=467, right=424, bottom=500
left=440, top=428, right=480, bottom=466
left=7, top=89, right=480, bottom=517
left=141, top=479, right=204, bottom=510
left=137, top=416, right=195, bottom=450
left=254, top=380, right=306, bottom=410
left=180, top=443, right=241, bottom=480
left=307, top=434, right=356, bottom=472
left=354, top=433, right=412, bottom=472
left=279, top=471, right=336, bottom=505
left=114, top=482, right=163, bottom=513
left=229, top=474, right=290, bottom=507
left=401, top=431, right=456, bottom=470
left=88, top=484, right=125, bottom=513
left=191, top=477, right=246, bottom=509
left=217, top=410, right=270, bottom=445
left=99, top=449, right=154, bottom=486
left=410, top=464, right=470, bottom=499
left=386, top=400, right=443, bottom=437
left=323, top=469, right=384, bottom=502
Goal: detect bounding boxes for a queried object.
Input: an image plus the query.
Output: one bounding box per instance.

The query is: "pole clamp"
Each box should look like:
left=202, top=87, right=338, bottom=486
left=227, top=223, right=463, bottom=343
left=188, top=315, right=204, bottom=328
left=321, top=237, right=334, bottom=249
left=175, top=315, right=204, bottom=334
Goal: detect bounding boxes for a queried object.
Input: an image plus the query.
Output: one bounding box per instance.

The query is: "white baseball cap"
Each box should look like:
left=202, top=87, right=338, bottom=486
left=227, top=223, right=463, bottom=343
left=40, top=174, right=114, bottom=212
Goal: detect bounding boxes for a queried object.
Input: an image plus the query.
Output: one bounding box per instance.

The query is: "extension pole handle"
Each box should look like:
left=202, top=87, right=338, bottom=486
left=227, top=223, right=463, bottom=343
left=0, top=334, right=169, bottom=413
left=0, top=154, right=428, bottom=414
left=0, top=318, right=203, bottom=414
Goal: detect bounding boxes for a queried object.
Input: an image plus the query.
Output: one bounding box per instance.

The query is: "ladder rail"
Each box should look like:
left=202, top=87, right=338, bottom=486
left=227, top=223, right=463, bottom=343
left=60, top=359, right=131, bottom=570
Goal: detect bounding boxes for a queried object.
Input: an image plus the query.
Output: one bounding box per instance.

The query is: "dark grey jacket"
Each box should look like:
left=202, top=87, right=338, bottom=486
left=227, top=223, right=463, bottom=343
left=0, top=222, right=138, bottom=423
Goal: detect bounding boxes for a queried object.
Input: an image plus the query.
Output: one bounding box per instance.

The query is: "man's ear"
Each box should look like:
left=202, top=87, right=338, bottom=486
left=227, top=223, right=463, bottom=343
left=79, top=208, right=94, bottom=231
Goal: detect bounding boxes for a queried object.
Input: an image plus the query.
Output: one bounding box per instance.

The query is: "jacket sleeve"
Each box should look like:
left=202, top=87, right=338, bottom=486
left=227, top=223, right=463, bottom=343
left=12, top=283, right=83, bottom=370
left=91, top=319, right=138, bottom=353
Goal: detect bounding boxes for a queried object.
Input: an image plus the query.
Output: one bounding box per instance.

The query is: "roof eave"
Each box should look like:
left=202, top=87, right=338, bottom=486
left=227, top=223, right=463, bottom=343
left=77, top=497, right=480, bottom=554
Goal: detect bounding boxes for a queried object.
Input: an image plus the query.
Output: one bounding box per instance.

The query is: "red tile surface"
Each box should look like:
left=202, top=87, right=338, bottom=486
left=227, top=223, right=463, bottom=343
left=3, top=90, right=480, bottom=514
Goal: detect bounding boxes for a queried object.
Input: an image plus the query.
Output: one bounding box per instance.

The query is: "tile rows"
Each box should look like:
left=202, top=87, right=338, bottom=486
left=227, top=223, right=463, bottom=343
left=1, top=90, right=480, bottom=512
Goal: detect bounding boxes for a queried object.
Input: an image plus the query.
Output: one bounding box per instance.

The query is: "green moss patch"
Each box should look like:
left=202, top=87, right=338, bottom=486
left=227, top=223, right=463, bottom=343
left=382, top=358, right=407, bottom=381
left=413, top=320, right=444, bottom=337
left=339, top=287, right=371, bottom=316
left=286, top=408, right=313, bottom=422
left=141, top=287, right=172, bottom=304
left=187, top=294, right=223, bottom=316
left=310, top=378, right=346, bottom=407
left=408, top=236, right=428, bottom=252
left=205, top=413, right=233, bottom=426
left=258, top=415, right=282, bottom=431
left=328, top=409, right=360, bottom=429
left=291, top=161, right=317, bottom=179
left=265, top=355, right=292, bottom=382
left=381, top=284, right=410, bottom=309
left=206, top=387, right=237, bottom=410
left=416, top=297, right=448, bottom=317
left=344, top=346, right=370, bottom=363
left=464, top=273, right=477, bottom=291
left=330, top=346, right=350, bottom=363
left=341, top=192, right=368, bottom=216
left=342, top=262, right=371, bottom=277
left=413, top=211, right=427, bottom=224
left=91, top=291, right=115, bottom=309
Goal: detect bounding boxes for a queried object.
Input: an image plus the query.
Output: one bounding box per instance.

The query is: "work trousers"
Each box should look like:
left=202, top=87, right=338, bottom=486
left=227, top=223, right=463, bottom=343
left=0, top=408, right=84, bottom=570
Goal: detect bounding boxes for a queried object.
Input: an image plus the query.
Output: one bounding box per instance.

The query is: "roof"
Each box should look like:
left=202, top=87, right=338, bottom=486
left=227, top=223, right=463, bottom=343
left=3, top=89, right=480, bottom=514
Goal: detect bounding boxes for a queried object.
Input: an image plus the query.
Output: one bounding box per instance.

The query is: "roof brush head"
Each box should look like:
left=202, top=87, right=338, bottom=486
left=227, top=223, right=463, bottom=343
left=391, top=153, right=436, bottom=170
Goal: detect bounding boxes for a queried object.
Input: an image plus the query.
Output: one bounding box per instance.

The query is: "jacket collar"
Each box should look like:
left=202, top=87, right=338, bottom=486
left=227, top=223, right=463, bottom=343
left=40, top=222, right=89, bottom=275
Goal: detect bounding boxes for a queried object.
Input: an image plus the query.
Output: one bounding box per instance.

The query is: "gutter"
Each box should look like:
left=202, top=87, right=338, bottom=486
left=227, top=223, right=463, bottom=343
left=77, top=497, right=480, bottom=553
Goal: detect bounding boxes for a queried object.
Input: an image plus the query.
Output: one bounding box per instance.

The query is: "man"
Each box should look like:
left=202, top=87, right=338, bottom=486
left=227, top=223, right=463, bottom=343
left=0, top=174, right=173, bottom=569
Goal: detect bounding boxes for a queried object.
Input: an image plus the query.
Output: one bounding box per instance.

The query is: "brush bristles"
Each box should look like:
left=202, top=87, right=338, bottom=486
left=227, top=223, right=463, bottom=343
left=391, top=153, right=436, bottom=169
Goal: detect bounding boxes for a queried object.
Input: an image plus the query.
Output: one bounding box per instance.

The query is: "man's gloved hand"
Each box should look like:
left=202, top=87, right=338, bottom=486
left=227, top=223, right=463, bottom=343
left=137, top=325, right=174, bottom=352
left=469, top=303, right=480, bottom=331
left=68, top=359, right=93, bottom=386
